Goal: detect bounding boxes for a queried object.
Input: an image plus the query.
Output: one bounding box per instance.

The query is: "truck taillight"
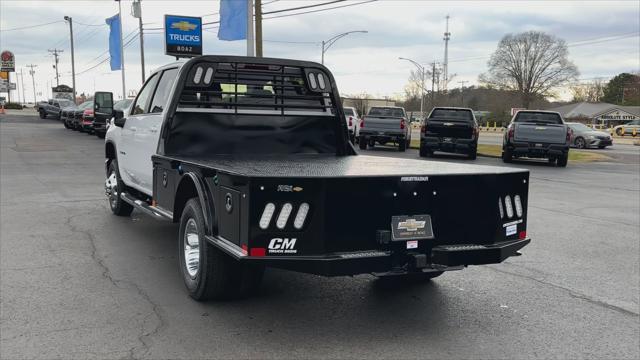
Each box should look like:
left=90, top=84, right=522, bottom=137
left=508, top=125, right=514, bottom=140
left=348, top=116, right=353, bottom=127
left=400, top=118, right=406, bottom=130
left=566, top=127, right=572, bottom=142
left=360, top=116, right=364, bottom=128
left=473, top=126, right=479, bottom=139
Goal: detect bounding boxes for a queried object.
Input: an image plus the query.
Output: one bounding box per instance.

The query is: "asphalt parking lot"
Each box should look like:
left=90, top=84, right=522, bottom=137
left=1, top=113, right=639, bottom=359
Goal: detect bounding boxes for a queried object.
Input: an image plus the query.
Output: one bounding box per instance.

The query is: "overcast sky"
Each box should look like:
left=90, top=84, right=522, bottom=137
left=1, top=0, right=639, bottom=102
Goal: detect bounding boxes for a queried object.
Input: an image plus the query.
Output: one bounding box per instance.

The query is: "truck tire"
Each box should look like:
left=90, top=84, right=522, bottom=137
left=179, top=198, right=264, bottom=301
left=557, top=152, right=568, bottom=167
left=39, top=110, right=47, bottom=119
left=468, top=148, right=477, bottom=160
left=359, top=137, right=367, bottom=150
left=63, top=120, right=70, bottom=129
left=502, top=148, right=513, bottom=163
left=106, top=159, right=134, bottom=216
left=399, top=139, right=407, bottom=152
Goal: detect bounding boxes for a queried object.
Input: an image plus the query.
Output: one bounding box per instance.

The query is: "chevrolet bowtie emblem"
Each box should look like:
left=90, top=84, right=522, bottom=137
left=171, top=21, right=197, bottom=31
left=397, top=218, right=426, bottom=232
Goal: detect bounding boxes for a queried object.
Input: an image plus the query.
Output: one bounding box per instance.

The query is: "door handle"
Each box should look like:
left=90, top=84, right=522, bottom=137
left=150, top=127, right=158, bottom=133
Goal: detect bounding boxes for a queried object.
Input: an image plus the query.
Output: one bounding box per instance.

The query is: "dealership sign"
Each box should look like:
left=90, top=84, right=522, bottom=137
left=595, top=109, right=639, bottom=122
left=1, top=50, right=15, bottom=72
left=164, top=15, right=202, bottom=58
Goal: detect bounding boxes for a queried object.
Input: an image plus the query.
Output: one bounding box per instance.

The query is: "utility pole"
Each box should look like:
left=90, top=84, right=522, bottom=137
left=247, top=0, right=255, bottom=56
left=443, top=15, right=451, bottom=91
left=458, top=80, right=468, bottom=106
left=117, top=0, right=126, bottom=99
left=27, top=64, right=37, bottom=103
left=132, top=0, right=145, bottom=83
left=20, top=68, right=26, bottom=105
left=430, top=62, right=438, bottom=106
left=64, top=16, right=77, bottom=103
left=255, top=0, right=263, bottom=57
left=48, top=49, right=63, bottom=86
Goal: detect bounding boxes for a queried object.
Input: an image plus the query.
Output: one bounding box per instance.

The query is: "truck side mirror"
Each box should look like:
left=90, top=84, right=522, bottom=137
left=113, top=110, right=126, bottom=127
left=94, top=91, right=114, bottom=116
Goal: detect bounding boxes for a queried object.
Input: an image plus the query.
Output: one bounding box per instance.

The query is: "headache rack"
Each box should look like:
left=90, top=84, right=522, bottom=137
left=176, top=59, right=337, bottom=116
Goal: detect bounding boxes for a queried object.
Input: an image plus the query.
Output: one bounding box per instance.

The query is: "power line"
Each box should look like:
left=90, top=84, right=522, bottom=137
left=263, top=0, right=377, bottom=20
left=203, top=0, right=376, bottom=27
left=262, top=0, right=345, bottom=15
left=76, top=32, right=139, bottom=76
left=0, top=20, right=64, bottom=32
left=74, top=21, right=105, bottom=27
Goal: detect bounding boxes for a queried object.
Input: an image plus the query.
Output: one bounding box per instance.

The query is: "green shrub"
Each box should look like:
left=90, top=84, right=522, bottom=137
left=3, top=102, right=24, bottom=110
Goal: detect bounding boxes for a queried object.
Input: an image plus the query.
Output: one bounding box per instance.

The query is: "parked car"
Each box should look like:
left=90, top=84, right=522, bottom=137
left=358, top=106, right=411, bottom=151
left=343, top=106, right=360, bottom=143
left=613, top=119, right=640, bottom=136
left=502, top=110, right=571, bottom=167
left=98, top=55, right=530, bottom=301
left=566, top=122, right=612, bottom=149
left=94, top=98, right=131, bottom=139
left=74, top=101, right=95, bottom=133
left=420, top=107, right=479, bottom=160
left=39, top=99, right=75, bottom=120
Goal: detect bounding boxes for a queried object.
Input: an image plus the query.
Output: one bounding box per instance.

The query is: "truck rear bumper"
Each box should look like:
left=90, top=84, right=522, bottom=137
left=508, top=142, right=568, bottom=158
left=421, top=136, right=476, bottom=153
left=359, top=131, right=406, bottom=141
left=206, top=235, right=530, bottom=276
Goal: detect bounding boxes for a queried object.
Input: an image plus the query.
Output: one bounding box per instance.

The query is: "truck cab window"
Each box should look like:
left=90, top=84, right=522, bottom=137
left=150, top=68, right=178, bottom=113
left=132, top=73, right=159, bottom=115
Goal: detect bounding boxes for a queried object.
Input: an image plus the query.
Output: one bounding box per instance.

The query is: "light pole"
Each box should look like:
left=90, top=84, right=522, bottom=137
left=64, top=16, right=77, bottom=103
left=321, top=30, right=367, bottom=64
left=399, top=57, right=426, bottom=116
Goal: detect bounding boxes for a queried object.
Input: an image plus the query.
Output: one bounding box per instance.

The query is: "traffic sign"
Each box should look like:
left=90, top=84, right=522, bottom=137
left=164, top=15, right=202, bottom=58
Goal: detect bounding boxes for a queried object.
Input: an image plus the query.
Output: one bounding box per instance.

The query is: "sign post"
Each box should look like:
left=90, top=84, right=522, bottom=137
left=164, top=15, right=203, bottom=58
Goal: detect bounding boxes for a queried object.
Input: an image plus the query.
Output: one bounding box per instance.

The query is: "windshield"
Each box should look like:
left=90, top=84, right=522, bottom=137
left=514, top=112, right=563, bottom=124
left=368, top=107, right=404, bottom=117
left=115, top=99, right=132, bottom=111
left=343, top=108, right=354, bottom=116
left=78, top=101, right=93, bottom=110
left=568, top=123, right=592, bottom=131
left=429, top=108, right=473, bottom=121
left=58, top=100, right=74, bottom=108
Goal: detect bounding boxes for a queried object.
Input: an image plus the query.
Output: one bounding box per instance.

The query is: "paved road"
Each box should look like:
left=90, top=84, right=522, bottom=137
left=2, top=114, right=639, bottom=359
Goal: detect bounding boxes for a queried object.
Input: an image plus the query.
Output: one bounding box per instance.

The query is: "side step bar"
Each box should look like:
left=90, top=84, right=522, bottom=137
left=120, top=192, right=173, bottom=221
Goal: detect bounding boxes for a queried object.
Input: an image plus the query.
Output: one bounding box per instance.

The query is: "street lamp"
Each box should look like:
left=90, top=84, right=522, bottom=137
left=64, top=16, right=76, bottom=103
left=321, top=30, right=368, bottom=64
left=399, top=57, right=426, bottom=117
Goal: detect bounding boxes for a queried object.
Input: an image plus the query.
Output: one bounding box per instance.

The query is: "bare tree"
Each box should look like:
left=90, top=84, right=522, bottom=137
left=480, top=31, right=579, bottom=108
left=571, top=78, right=605, bottom=102
left=344, top=92, right=371, bottom=116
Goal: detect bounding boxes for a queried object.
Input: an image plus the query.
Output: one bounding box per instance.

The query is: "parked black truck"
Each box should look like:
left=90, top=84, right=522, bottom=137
left=99, top=55, right=531, bottom=301
left=420, top=107, right=479, bottom=159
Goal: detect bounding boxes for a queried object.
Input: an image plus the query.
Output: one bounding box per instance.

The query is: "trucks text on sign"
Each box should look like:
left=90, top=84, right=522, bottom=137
left=164, top=15, right=202, bottom=58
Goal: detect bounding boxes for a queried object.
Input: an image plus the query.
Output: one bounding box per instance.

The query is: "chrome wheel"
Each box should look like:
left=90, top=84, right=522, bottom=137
left=183, top=218, right=200, bottom=278
left=105, top=172, right=118, bottom=208
left=575, top=137, right=586, bottom=149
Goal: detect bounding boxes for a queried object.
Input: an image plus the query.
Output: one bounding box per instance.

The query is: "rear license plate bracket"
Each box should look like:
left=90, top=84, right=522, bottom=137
left=391, top=215, right=434, bottom=241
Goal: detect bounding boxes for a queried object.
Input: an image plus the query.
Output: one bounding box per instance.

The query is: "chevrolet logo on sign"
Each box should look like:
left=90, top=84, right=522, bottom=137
left=171, top=21, right=197, bottom=31
left=397, top=218, right=427, bottom=232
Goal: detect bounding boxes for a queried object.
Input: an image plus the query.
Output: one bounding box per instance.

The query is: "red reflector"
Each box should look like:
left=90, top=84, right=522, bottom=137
left=519, top=231, right=527, bottom=239
left=250, top=247, right=266, bottom=257
left=241, top=244, right=248, bottom=255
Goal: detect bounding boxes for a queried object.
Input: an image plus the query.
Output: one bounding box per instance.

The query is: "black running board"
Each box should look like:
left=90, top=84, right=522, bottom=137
left=120, top=192, right=173, bottom=221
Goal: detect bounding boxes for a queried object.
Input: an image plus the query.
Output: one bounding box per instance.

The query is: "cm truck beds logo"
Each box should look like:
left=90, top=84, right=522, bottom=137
left=268, top=238, right=297, bottom=254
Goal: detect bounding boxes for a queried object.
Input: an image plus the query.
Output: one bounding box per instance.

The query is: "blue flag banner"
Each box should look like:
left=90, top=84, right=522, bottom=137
left=218, top=0, right=247, bottom=41
left=105, top=14, right=122, bottom=71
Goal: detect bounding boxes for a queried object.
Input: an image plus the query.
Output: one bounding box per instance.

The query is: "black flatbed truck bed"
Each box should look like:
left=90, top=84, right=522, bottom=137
left=150, top=153, right=530, bottom=277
